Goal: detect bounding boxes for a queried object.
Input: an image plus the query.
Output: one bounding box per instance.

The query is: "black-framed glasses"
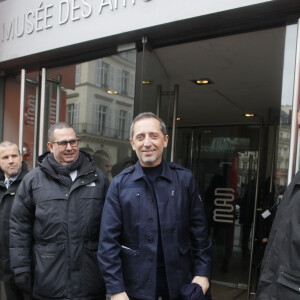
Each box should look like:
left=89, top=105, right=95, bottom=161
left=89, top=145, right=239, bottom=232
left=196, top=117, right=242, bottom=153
left=52, top=138, right=79, bottom=149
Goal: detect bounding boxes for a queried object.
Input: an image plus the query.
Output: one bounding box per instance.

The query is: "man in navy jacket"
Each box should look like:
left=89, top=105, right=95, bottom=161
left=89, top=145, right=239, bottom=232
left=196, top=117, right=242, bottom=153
left=98, top=112, right=212, bottom=300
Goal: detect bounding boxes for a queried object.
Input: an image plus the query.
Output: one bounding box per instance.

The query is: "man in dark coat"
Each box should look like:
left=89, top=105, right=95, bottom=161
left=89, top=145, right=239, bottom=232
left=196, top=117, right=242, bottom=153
left=255, top=171, right=300, bottom=299
left=0, top=141, right=31, bottom=300
left=9, top=122, right=109, bottom=300
left=98, top=112, right=212, bottom=300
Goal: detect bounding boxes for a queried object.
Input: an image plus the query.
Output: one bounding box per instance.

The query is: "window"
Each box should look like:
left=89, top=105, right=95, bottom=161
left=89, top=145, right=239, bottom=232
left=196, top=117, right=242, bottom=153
left=96, top=60, right=110, bottom=88
left=118, top=110, right=127, bottom=139
left=119, top=50, right=136, bottom=63
left=243, top=162, right=248, bottom=169
left=116, top=68, right=135, bottom=97
left=75, top=64, right=81, bottom=85
left=66, top=103, right=79, bottom=131
left=121, top=70, right=129, bottom=94
left=96, top=105, right=108, bottom=135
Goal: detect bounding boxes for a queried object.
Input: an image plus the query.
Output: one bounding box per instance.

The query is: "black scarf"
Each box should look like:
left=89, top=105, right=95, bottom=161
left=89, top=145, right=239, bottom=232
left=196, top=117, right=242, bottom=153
left=47, top=152, right=84, bottom=189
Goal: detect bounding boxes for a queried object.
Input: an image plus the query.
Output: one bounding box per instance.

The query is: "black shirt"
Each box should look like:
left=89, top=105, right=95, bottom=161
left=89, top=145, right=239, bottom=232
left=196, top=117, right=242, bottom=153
left=142, top=163, right=165, bottom=270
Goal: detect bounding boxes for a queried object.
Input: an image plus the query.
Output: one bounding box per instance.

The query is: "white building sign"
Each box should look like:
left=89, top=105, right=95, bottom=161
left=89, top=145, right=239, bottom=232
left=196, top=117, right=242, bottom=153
left=0, top=0, right=273, bottom=63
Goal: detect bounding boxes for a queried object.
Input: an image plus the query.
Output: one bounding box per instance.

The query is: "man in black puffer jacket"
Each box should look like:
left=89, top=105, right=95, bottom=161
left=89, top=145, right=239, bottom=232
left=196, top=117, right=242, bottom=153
left=0, top=141, right=31, bottom=300
left=9, top=122, right=109, bottom=300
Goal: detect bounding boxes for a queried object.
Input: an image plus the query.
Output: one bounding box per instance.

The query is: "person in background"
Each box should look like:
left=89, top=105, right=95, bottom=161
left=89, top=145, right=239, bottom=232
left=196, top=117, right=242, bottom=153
left=0, top=141, right=31, bottom=300
left=111, top=157, right=134, bottom=178
left=9, top=122, right=109, bottom=300
left=94, top=150, right=112, bottom=177
left=79, top=146, right=94, bottom=156
left=255, top=172, right=300, bottom=299
left=98, top=112, right=212, bottom=300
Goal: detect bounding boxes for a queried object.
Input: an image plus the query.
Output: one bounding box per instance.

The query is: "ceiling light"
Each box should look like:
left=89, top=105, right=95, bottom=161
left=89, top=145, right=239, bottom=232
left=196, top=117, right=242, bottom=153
left=244, top=113, right=256, bottom=117
left=107, top=90, right=118, bottom=94
left=204, top=130, right=211, bottom=134
left=142, top=80, right=152, bottom=85
left=192, top=78, right=213, bottom=85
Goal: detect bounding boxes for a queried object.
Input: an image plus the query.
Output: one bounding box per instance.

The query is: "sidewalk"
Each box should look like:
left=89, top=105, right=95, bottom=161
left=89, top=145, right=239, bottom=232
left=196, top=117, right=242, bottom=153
left=0, top=281, right=254, bottom=300
left=211, top=283, right=255, bottom=300
left=106, top=283, right=255, bottom=300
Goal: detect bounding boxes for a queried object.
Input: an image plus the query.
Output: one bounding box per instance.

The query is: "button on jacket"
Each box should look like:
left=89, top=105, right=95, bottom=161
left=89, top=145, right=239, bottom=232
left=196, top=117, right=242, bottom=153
left=0, top=161, right=28, bottom=281
left=9, top=151, right=109, bottom=300
left=98, top=160, right=212, bottom=300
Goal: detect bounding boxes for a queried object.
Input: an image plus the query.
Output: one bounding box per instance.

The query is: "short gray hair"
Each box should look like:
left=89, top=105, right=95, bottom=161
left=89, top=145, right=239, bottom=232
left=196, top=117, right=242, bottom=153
left=48, top=122, right=75, bottom=142
left=130, top=112, right=167, bottom=139
left=0, top=141, right=20, bottom=154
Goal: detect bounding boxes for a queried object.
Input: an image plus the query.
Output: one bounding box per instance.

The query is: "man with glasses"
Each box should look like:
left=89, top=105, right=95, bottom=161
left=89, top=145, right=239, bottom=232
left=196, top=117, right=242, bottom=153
left=9, top=122, right=109, bottom=300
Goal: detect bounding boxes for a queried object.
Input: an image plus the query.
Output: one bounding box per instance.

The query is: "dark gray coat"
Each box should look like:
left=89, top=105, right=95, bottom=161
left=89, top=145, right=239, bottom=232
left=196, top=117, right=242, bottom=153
left=255, top=171, right=300, bottom=299
left=9, top=152, right=109, bottom=300
left=0, top=161, right=28, bottom=281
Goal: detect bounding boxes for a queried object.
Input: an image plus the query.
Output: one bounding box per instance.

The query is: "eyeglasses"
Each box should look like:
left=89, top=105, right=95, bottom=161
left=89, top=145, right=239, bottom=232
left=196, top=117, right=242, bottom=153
left=52, top=138, right=79, bottom=149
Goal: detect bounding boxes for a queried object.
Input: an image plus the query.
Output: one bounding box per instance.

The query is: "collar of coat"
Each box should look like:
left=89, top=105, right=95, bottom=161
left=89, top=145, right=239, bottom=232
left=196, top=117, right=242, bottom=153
left=0, top=161, right=28, bottom=190
left=38, top=151, right=95, bottom=180
left=128, top=160, right=175, bottom=183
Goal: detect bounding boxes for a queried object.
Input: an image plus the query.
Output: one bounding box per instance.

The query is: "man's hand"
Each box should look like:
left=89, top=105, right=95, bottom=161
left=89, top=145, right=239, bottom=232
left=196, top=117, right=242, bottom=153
left=111, top=292, right=129, bottom=300
left=192, top=276, right=209, bottom=294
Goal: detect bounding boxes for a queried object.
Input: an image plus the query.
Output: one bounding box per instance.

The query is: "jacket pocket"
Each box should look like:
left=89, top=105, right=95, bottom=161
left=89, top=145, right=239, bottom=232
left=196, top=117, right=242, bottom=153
left=177, top=240, right=192, bottom=281
left=83, top=242, right=105, bottom=295
left=121, top=245, right=141, bottom=256
left=82, top=189, right=104, bottom=237
left=121, top=245, right=140, bottom=285
left=178, top=240, right=191, bottom=255
left=34, top=191, right=65, bottom=239
left=277, top=265, right=300, bottom=299
left=33, top=244, right=67, bottom=298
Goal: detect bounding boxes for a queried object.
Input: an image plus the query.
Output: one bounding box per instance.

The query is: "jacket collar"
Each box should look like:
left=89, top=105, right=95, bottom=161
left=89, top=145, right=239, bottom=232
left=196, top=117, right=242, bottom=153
left=38, top=151, right=95, bottom=179
left=0, top=161, right=28, bottom=191
left=131, top=160, right=172, bottom=182
left=0, top=161, right=28, bottom=182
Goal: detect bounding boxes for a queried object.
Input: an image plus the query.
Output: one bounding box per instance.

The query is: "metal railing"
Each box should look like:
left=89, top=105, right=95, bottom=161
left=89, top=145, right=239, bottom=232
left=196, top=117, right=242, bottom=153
left=74, top=122, right=130, bottom=140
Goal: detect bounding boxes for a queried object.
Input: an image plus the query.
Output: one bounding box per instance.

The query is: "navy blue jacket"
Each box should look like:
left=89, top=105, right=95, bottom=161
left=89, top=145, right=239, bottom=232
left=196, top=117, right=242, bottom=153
left=98, top=160, right=212, bottom=300
left=10, top=152, right=109, bottom=300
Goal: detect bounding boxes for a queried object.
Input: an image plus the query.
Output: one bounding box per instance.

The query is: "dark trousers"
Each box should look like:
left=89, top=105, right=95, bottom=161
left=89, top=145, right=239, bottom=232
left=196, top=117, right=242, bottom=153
left=130, top=268, right=180, bottom=300
left=4, top=278, right=33, bottom=300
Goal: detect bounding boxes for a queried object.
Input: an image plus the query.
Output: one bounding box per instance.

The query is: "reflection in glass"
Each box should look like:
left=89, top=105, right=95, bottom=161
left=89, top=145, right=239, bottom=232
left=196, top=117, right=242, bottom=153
left=63, top=50, right=137, bottom=180
left=135, top=26, right=290, bottom=294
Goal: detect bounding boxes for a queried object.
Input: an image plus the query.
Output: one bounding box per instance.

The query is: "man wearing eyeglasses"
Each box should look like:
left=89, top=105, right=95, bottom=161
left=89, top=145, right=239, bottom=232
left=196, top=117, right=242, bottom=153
left=9, top=122, right=109, bottom=300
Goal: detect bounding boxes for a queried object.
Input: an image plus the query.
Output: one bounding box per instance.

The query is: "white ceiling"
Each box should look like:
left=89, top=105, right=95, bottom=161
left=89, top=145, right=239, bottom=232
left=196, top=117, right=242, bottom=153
left=152, top=26, right=286, bottom=126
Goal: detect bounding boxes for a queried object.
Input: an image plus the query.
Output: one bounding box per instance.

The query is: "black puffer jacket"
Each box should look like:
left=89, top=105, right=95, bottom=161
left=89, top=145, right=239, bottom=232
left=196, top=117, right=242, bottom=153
left=0, top=161, right=28, bottom=281
left=9, top=151, right=109, bottom=300
left=255, top=171, right=300, bottom=299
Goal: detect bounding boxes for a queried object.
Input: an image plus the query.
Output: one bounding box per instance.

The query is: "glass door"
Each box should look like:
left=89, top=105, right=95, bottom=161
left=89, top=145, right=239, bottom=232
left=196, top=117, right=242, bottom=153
left=19, top=68, right=64, bottom=168
left=177, top=125, right=260, bottom=287
left=136, top=25, right=287, bottom=299
left=3, top=68, right=65, bottom=169
left=3, top=70, right=40, bottom=169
